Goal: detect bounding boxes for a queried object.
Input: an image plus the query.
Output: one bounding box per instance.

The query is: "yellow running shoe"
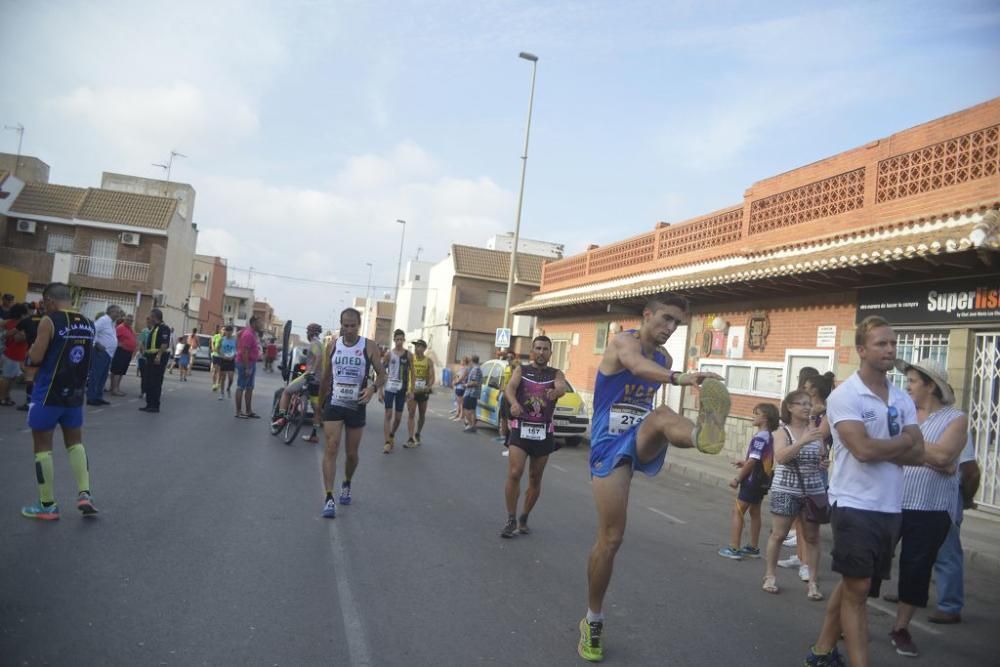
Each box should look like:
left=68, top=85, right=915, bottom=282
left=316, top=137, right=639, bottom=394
left=694, top=378, right=730, bottom=455
left=578, top=618, right=604, bottom=662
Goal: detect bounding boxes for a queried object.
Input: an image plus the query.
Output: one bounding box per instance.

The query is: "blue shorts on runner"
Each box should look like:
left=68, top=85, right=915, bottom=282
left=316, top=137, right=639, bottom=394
left=383, top=390, right=406, bottom=413
left=28, top=404, right=84, bottom=431
left=236, top=362, right=256, bottom=389
left=589, top=428, right=667, bottom=478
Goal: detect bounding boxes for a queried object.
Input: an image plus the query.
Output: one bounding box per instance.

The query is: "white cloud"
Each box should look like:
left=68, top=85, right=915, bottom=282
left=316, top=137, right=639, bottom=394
left=49, top=82, right=259, bottom=160
left=194, top=141, right=515, bottom=327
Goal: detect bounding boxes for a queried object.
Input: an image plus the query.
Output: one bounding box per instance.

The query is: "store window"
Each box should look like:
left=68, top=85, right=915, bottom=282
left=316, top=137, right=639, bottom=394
left=486, top=291, right=506, bottom=309
left=454, top=333, right=494, bottom=364
left=889, top=330, right=950, bottom=390
left=784, top=349, right=835, bottom=394
left=549, top=336, right=571, bottom=372
left=698, top=360, right=784, bottom=398
left=594, top=322, right=610, bottom=354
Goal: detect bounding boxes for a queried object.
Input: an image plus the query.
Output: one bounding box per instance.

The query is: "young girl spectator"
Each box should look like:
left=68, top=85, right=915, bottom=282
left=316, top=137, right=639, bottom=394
left=763, top=390, right=827, bottom=600
left=804, top=372, right=835, bottom=486
left=178, top=341, right=191, bottom=381
left=719, top=403, right=778, bottom=560
left=451, top=357, right=470, bottom=421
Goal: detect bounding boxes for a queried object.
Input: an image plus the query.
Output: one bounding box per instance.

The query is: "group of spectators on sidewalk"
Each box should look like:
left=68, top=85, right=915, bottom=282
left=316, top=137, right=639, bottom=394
left=716, top=316, right=981, bottom=665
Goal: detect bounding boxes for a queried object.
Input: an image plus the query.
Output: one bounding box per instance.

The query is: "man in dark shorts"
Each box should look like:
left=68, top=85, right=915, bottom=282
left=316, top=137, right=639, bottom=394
left=500, top=335, right=567, bottom=538
left=462, top=355, right=483, bottom=433
left=406, top=339, right=435, bottom=446
left=805, top=316, right=923, bottom=667
left=317, top=308, right=386, bottom=518
left=217, top=325, right=237, bottom=399
left=380, top=329, right=413, bottom=453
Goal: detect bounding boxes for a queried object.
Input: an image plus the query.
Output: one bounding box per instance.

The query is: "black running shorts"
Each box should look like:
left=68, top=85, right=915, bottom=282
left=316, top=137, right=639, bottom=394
left=324, top=403, right=366, bottom=428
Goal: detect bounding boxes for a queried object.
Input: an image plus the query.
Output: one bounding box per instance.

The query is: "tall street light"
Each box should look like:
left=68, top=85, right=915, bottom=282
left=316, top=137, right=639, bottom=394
left=502, top=51, right=538, bottom=332
left=364, top=262, right=374, bottom=338
left=392, top=219, right=406, bottom=331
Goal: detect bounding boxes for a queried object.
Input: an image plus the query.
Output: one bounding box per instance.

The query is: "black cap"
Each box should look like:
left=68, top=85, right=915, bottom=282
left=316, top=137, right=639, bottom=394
left=413, top=339, right=427, bottom=347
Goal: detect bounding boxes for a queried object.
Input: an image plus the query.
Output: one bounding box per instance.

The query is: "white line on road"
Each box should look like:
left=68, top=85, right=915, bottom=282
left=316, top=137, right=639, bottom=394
left=551, top=464, right=568, bottom=473
left=92, top=409, right=104, bottom=414
left=866, top=600, right=941, bottom=636
left=314, top=449, right=372, bottom=665
left=646, top=507, right=687, bottom=525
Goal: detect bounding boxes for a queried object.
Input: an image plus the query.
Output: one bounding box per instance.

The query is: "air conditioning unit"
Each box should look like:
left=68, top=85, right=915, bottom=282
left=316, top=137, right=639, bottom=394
left=16, top=219, right=37, bottom=234
left=193, top=272, right=205, bottom=282
left=152, top=290, right=166, bottom=307
left=120, top=231, right=140, bottom=246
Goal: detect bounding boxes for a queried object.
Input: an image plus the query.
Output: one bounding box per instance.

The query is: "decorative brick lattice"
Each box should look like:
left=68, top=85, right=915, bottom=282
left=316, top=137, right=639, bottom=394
left=876, top=125, right=1000, bottom=203
left=658, top=208, right=743, bottom=258
left=542, top=253, right=588, bottom=285
left=749, top=168, right=865, bottom=235
left=587, top=233, right=656, bottom=275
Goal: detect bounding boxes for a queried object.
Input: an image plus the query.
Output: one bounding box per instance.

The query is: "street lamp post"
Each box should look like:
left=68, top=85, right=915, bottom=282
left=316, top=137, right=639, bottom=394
left=501, top=51, right=539, bottom=333
left=364, top=262, right=374, bottom=337
left=392, top=219, right=406, bottom=331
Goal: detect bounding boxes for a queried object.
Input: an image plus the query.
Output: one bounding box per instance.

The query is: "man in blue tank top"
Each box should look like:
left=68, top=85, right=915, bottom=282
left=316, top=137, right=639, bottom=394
left=21, top=282, right=100, bottom=520
left=578, top=293, right=731, bottom=662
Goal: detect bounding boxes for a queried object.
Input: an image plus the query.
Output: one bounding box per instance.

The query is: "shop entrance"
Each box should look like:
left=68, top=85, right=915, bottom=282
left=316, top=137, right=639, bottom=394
left=970, top=332, right=1000, bottom=511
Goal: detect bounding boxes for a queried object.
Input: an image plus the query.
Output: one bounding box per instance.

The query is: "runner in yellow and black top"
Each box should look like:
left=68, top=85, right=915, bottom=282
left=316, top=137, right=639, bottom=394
left=210, top=325, right=223, bottom=391
left=406, top=339, right=435, bottom=447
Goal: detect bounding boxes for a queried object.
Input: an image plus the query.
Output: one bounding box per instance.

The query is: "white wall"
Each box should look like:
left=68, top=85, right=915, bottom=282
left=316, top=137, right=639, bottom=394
left=395, top=259, right=433, bottom=333
left=412, top=255, right=454, bottom=380
left=486, top=233, right=564, bottom=259
left=161, top=212, right=198, bottom=334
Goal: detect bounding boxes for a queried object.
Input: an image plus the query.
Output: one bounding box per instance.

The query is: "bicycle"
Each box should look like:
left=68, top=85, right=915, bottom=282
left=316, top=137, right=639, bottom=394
left=271, top=374, right=319, bottom=445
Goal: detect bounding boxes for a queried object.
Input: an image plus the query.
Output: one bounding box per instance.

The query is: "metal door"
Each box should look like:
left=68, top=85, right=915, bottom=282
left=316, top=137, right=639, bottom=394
left=969, top=332, right=1000, bottom=510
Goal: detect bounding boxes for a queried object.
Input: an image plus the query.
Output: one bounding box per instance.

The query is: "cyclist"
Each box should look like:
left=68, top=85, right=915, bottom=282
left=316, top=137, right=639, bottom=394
left=272, top=323, right=324, bottom=430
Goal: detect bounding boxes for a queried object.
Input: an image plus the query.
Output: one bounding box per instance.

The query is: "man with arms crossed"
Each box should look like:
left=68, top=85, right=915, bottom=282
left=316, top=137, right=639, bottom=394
left=578, top=294, right=730, bottom=662
left=501, top=335, right=566, bottom=538
left=21, top=283, right=99, bottom=520
left=805, top=316, right=924, bottom=667
left=406, top=339, right=435, bottom=446
left=318, top=308, right=386, bottom=518
left=380, top=329, right=414, bottom=453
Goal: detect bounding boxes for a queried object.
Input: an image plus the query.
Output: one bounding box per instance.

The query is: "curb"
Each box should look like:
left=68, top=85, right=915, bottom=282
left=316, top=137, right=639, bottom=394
left=658, top=452, right=1000, bottom=578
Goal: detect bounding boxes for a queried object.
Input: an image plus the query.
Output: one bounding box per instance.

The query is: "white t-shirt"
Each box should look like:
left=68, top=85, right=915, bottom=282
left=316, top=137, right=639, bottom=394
left=827, top=371, right=918, bottom=513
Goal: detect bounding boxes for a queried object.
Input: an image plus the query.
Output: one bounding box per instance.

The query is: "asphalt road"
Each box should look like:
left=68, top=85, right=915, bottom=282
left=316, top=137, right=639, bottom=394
left=1, top=368, right=997, bottom=666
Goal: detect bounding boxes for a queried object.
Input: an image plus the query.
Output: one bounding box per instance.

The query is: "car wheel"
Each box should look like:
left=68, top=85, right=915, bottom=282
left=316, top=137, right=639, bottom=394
left=563, top=436, right=583, bottom=447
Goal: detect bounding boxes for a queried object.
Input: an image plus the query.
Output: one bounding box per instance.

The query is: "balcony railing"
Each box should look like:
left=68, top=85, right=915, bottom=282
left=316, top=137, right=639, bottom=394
left=71, top=255, right=150, bottom=282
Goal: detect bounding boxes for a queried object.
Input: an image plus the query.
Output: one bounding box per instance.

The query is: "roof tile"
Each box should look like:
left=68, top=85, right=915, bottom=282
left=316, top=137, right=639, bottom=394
left=451, top=244, right=547, bottom=285
left=9, top=182, right=178, bottom=230
left=9, top=183, right=88, bottom=219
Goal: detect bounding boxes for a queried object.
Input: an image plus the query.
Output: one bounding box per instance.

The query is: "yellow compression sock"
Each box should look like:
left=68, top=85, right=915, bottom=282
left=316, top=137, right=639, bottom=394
left=34, top=451, right=55, bottom=505
left=66, top=444, right=90, bottom=493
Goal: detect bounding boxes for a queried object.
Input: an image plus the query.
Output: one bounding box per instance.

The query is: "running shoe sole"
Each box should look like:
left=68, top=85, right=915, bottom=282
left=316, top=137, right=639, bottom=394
left=694, top=379, right=730, bottom=454
left=22, top=506, right=60, bottom=521
left=78, top=500, right=99, bottom=517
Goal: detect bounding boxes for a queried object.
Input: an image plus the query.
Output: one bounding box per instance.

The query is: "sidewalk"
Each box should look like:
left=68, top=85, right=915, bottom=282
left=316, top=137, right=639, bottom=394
left=662, top=446, right=1000, bottom=577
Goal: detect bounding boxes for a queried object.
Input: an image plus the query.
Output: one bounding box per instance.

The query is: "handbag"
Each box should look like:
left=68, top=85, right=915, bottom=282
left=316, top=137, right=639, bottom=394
left=783, top=426, right=831, bottom=524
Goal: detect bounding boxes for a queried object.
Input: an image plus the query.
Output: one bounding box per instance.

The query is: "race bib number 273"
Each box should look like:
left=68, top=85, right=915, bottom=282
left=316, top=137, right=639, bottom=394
left=608, top=403, right=650, bottom=435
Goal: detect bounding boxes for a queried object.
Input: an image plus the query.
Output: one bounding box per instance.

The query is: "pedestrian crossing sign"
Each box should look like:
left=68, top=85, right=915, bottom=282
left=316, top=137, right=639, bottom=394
left=495, top=328, right=512, bottom=349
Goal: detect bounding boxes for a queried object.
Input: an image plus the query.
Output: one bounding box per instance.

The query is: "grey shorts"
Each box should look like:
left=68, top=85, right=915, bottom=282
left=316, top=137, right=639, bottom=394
left=769, top=490, right=807, bottom=517
left=1, top=355, right=22, bottom=379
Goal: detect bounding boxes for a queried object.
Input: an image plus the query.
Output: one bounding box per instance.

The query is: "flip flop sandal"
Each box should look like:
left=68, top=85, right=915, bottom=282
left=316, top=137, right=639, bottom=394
left=246, top=413, right=261, bottom=419
left=235, top=413, right=247, bottom=419
left=693, top=379, right=731, bottom=455
left=807, top=583, right=824, bottom=601
left=762, top=575, right=779, bottom=594
left=0, top=399, right=16, bottom=406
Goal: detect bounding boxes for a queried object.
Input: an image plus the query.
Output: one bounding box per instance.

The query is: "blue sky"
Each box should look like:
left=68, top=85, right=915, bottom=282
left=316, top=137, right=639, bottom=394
left=3, top=0, right=998, bottom=329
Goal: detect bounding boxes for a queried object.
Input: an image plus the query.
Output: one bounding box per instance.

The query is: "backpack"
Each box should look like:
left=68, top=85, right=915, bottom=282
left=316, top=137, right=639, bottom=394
left=752, top=431, right=774, bottom=492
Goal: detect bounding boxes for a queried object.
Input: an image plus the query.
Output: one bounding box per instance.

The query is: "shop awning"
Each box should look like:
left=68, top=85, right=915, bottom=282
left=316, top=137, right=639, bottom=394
left=512, top=208, right=1000, bottom=317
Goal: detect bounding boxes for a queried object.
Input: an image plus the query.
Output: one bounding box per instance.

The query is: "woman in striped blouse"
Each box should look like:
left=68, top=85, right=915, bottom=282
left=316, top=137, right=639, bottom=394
left=762, top=390, right=826, bottom=600
left=884, top=358, right=968, bottom=658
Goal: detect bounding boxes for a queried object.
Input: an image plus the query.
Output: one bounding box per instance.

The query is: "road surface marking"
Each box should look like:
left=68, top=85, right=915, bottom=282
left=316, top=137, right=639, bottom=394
left=92, top=409, right=104, bottom=414
left=551, top=464, right=568, bottom=473
left=867, top=600, right=941, bottom=636
left=314, top=449, right=372, bottom=665
left=646, top=507, right=687, bottom=525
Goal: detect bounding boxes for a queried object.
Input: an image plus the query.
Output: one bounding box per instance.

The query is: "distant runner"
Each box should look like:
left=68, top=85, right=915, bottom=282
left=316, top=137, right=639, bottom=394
left=380, top=329, right=413, bottom=453
left=407, top=339, right=435, bottom=446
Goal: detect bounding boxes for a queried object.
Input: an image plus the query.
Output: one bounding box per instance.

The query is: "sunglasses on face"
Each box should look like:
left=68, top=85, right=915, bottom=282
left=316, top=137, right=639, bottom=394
left=887, top=405, right=901, bottom=437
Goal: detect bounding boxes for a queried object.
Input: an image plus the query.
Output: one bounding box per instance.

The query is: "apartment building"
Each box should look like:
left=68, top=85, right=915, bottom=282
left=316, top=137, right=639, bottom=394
left=189, top=254, right=228, bottom=333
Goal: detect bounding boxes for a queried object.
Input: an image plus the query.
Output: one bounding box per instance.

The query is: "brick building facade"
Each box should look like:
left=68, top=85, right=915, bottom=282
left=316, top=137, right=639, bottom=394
left=514, top=98, right=1000, bottom=510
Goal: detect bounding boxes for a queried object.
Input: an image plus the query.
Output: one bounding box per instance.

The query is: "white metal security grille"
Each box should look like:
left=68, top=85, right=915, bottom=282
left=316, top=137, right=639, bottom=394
left=889, top=331, right=950, bottom=390
left=969, top=332, right=1000, bottom=511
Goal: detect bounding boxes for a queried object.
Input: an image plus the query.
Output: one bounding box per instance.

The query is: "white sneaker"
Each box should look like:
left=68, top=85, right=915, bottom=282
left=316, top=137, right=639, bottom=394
left=799, top=565, right=811, bottom=582
left=778, top=555, right=803, bottom=569
left=783, top=531, right=797, bottom=547
left=501, top=449, right=510, bottom=457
